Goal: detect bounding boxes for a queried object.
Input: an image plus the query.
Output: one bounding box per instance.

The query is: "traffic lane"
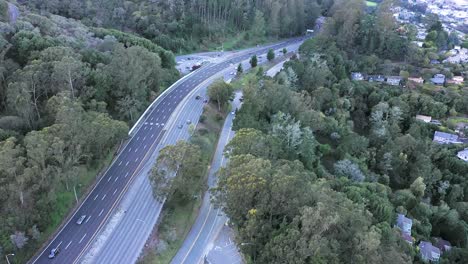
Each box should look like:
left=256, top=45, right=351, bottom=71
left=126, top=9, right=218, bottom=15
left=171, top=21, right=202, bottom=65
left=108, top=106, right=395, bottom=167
left=173, top=94, right=240, bottom=264
left=35, top=97, right=172, bottom=262
left=36, top=128, right=166, bottom=264
left=89, top=89, right=207, bottom=263
left=38, top=118, right=168, bottom=262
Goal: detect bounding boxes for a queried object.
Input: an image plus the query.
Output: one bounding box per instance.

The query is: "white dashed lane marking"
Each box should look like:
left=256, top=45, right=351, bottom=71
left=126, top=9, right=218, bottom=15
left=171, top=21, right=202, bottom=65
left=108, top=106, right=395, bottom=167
left=65, top=241, right=72, bottom=250
left=79, top=234, right=87, bottom=244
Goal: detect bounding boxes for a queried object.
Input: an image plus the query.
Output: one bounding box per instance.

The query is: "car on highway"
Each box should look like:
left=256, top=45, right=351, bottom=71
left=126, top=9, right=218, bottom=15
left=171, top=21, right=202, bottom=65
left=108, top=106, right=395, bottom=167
left=177, top=124, right=183, bottom=129
left=76, top=215, right=86, bottom=225
left=195, top=95, right=201, bottom=100
left=231, top=111, right=235, bottom=115
left=48, top=247, right=60, bottom=259
left=186, top=119, right=192, bottom=125
left=203, top=99, right=208, bottom=103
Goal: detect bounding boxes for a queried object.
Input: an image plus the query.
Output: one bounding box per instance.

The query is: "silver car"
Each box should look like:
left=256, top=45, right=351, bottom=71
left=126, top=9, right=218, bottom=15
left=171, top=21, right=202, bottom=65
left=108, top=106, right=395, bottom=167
left=76, top=215, right=86, bottom=225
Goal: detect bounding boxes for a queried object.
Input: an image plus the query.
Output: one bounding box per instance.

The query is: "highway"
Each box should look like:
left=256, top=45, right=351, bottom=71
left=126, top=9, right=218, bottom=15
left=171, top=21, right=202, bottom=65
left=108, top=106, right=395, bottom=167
left=171, top=92, right=241, bottom=264
left=30, top=37, right=306, bottom=264
left=172, top=49, right=303, bottom=264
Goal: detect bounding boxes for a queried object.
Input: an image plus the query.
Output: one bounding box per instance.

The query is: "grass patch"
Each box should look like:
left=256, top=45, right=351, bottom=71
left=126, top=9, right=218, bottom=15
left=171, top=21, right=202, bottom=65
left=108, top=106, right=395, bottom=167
left=15, top=148, right=117, bottom=263
left=138, top=103, right=226, bottom=264
left=142, top=198, right=201, bottom=264
left=366, top=1, right=378, bottom=7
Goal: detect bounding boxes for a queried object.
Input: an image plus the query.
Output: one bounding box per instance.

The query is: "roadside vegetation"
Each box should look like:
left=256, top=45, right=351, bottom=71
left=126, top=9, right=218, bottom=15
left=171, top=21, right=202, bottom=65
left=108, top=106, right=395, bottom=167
left=0, top=2, right=178, bottom=261
left=23, top=0, right=323, bottom=54
left=212, top=0, right=468, bottom=263
left=141, top=85, right=232, bottom=264
left=1, top=0, right=320, bottom=260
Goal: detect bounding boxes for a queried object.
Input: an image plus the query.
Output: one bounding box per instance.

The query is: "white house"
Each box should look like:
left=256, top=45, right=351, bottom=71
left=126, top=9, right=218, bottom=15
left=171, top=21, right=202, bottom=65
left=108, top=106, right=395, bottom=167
left=457, top=149, right=468, bottom=162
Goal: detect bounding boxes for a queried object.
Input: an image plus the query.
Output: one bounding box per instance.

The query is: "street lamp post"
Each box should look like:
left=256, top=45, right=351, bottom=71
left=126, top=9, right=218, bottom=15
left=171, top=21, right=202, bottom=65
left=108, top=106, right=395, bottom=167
left=5, top=253, right=14, bottom=264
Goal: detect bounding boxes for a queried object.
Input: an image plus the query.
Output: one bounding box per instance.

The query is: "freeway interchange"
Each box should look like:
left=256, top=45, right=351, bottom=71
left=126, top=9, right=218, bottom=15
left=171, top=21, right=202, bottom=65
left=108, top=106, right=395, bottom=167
left=30, top=37, right=306, bottom=264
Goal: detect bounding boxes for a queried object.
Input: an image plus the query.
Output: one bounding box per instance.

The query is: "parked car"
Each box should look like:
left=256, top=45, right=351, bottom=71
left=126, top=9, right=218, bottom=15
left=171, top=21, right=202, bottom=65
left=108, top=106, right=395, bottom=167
left=48, top=247, right=60, bottom=259
left=76, top=215, right=86, bottom=225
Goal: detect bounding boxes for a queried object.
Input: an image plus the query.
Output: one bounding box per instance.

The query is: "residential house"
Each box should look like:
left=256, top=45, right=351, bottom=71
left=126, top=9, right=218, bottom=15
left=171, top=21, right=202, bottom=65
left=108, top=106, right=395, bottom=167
left=368, top=75, right=386, bottom=82
left=457, top=149, right=468, bottom=162
left=430, top=74, right=446, bottom=85
left=396, top=214, right=412, bottom=235
left=433, top=131, right=462, bottom=144
left=434, top=238, right=452, bottom=253
left=408, top=77, right=424, bottom=84
left=416, top=115, right=432, bottom=123
left=419, top=241, right=441, bottom=262
left=446, top=76, right=464, bottom=85
left=386, top=76, right=402, bottom=86
left=443, top=47, right=468, bottom=64
left=351, top=72, right=364, bottom=81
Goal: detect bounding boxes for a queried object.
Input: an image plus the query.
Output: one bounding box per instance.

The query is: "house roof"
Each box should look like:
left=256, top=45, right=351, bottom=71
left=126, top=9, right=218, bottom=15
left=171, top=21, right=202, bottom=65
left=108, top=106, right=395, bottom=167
left=431, top=74, right=446, bottom=85
left=387, top=76, right=402, bottom=81
left=368, top=75, right=386, bottom=82
left=416, top=115, right=432, bottom=123
left=397, top=214, right=412, bottom=225
left=458, top=149, right=468, bottom=157
left=434, top=237, right=452, bottom=252
left=420, top=241, right=441, bottom=260
left=408, top=77, right=424, bottom=82
left=434, top=131, right=459, bottom=141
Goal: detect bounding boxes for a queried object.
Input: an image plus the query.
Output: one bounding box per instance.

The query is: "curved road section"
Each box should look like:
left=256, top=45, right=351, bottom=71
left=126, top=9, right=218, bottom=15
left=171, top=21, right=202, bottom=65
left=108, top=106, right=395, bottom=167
left=30, top=38, right=306, bottom=264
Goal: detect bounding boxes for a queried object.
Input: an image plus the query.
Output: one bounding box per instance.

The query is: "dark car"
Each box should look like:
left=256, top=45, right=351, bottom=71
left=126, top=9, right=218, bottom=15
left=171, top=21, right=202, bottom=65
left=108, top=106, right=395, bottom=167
left=48, top=247, right=60, bottom=259
left=177, top=124, right=183, bottom=129
left=195, top=95, right=201, bottom=100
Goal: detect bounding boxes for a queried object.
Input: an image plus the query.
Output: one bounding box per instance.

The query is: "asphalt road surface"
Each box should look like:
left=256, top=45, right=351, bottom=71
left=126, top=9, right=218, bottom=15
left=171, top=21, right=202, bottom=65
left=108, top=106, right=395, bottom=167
left=171, top=91, right=242, bottom=264
left=172, top=51, right=303, bottom=264
left=31, top=37, right=306, bottom=264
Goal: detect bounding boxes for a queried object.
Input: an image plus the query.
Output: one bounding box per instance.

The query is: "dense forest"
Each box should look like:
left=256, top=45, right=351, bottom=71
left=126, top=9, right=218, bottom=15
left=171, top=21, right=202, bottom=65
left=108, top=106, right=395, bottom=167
left=214, top=0, right=468, bottom=263
left=0, top=0, right=181, bottom=259
left=22, top=0, right=325, bottom=52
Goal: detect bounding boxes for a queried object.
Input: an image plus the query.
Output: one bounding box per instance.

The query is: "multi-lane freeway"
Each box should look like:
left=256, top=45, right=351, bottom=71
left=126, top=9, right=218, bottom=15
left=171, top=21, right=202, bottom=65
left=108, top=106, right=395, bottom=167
left=31, top=37, right=306, bottom=264
left=171, top=91, right=242, bottom=264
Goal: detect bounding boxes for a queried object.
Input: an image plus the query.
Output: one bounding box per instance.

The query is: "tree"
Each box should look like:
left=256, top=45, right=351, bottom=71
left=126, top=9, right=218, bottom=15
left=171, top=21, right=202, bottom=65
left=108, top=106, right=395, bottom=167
left=149, top=141, right=203, bottom=201
left=267, top=49, right=275, bottom=61
left=103, top=45, right=162, bottom=119
left=207, top=79, right=234, bottom=111
left=334, top=159, right=365, bottom=182
left=237, top=63, right=243, bottom=74
left=251, top=10, right=266, bottom=39
left=250, top=55, right=258, bottom=68
left=282, top=48, right=287, bottom=55
left=10, top=231, right=28, bottom=249
left=51, top=56, right=89, bottom=98
left=410, top=177, right=426, bottom=198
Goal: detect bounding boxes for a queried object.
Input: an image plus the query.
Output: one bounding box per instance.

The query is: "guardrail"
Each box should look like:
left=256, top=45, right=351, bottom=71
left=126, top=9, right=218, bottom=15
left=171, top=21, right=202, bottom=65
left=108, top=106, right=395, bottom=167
left=128, top=66, right=207, bottom=136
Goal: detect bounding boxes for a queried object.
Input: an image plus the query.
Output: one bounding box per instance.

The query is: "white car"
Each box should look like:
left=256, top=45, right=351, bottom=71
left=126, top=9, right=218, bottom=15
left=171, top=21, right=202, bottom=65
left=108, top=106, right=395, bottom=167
left=76, top=215, right=86, bottom=225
